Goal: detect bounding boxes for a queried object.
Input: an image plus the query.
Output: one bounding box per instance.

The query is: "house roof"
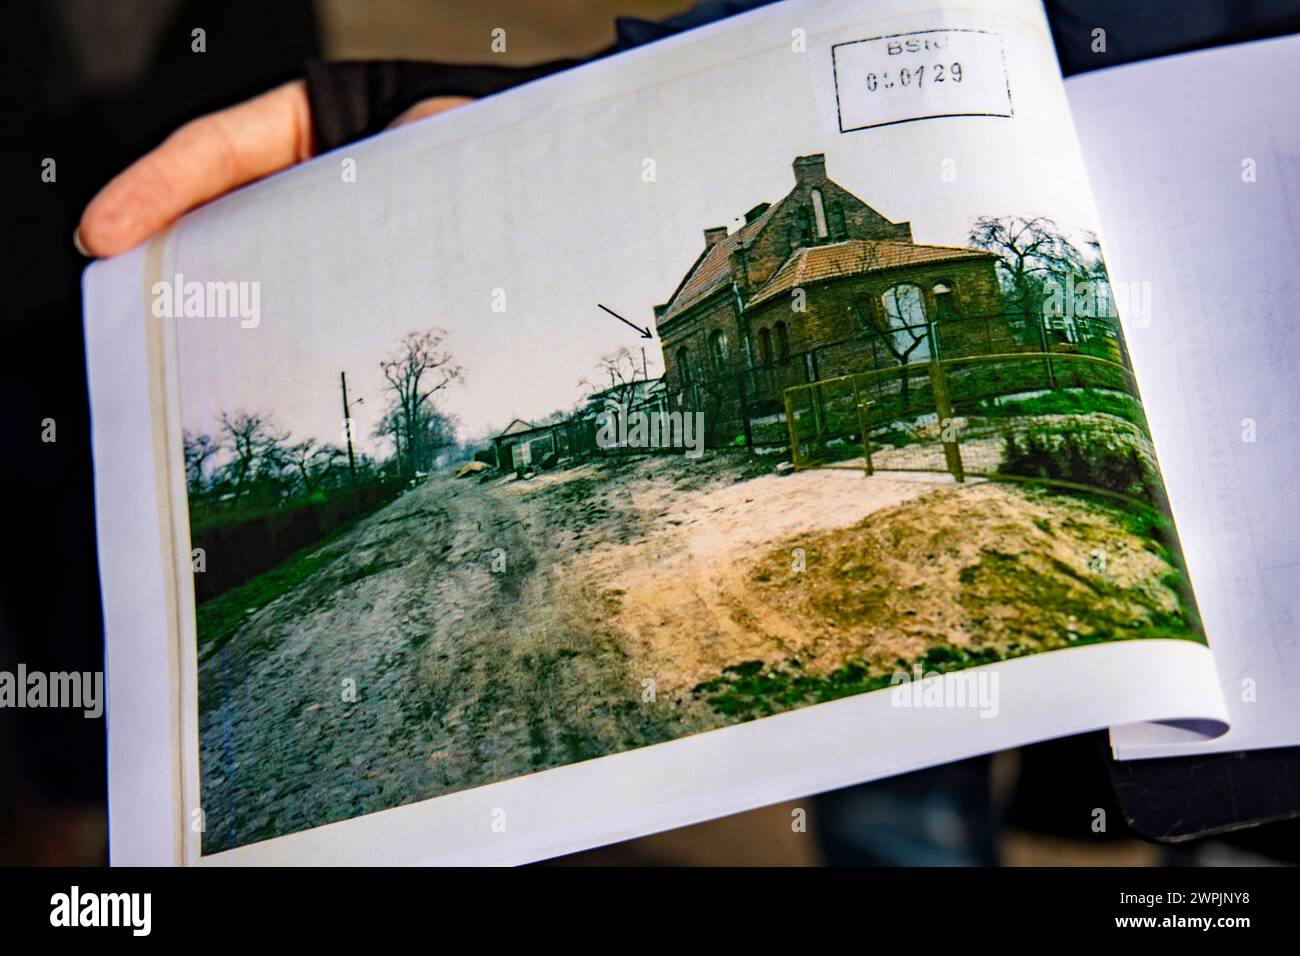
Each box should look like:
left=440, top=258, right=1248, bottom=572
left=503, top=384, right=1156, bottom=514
left=582, top=376, right=665, bottom=407
left=496, top=418, right=535, bottom=437
left=745, top=239, right=995, bottom=308
left=657, top=204, right=780, bottom=323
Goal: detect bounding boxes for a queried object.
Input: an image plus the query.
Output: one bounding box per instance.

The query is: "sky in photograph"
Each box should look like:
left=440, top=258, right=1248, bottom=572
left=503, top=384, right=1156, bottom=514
left=171, top=0, right=1098, bottom=459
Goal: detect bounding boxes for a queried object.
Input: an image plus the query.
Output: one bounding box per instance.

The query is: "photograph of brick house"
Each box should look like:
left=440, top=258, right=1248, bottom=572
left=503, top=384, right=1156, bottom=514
left=168, top=15, right=1202, bottom=860
left=653, top=154, right=1012, bottom=445
left=182, top=152, right=1190, bottom=856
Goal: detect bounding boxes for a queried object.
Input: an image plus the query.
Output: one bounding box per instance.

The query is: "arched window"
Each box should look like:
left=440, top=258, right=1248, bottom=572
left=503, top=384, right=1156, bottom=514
left=675, top=346, right=692, bottom=386
left=811, top=189, right=829, bottom=239
left=881, top=283, right=931, bottom=362
left=775, top=321, right=791, bottom=364
left=758, top=327, right=773, bottom=366
left=709, top=330, right=729, bottom=371
left=852, top=298, right=872, bottom=332
left=829, top=201, right=846, bottom=240
left=796, top=207, right=812, bottom=243
left=931, top=280, right=958, bottom=322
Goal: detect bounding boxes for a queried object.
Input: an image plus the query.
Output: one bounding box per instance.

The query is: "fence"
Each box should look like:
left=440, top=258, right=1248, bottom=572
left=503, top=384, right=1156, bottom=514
left=782, top=352, right=1162, bottom=506
left=674, top=309, right=1131, bottom=451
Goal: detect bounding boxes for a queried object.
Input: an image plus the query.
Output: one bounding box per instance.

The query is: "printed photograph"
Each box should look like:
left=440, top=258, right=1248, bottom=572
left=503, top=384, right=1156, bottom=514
left=177, top=136, right=1203, bottom=852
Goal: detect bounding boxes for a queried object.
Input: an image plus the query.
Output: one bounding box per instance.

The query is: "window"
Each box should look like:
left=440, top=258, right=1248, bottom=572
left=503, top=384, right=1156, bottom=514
left=709, top=330, right=730, bottom=371
left=829, top=201, right=846, bottom=240
left=775, top=321, right=791, bottom=364
left=881, top=283, right=931, bottom=362
left=797, top=207, right=812, bottom=243
left=675, top=346, right=692, bottom=386
left=758, top=327, right=773, bottom=365
left=852, top=298, right=872, bottom=332
left=931, top=280, right=958, bottom=321
left=810, top=189, right=829, bottom=239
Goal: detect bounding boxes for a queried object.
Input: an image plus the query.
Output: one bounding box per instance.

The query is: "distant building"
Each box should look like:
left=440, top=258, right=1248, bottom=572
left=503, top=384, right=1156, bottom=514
left=578, top=378, right=667, bottom=422
left=492, top=417, right=563, bottom=471
left=491, top=377, right=669, bottom=471
left=652, top=154, right=1007, bottom=442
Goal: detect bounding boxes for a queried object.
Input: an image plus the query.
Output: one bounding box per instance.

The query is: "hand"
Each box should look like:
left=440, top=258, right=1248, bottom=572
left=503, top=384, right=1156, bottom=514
left=77, top=81, right=472, bottom=258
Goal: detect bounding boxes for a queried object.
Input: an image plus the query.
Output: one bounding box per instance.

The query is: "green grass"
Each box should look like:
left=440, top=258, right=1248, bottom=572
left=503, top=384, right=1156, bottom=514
left=943, top=357, right=1129, bottom=405
left=194, top=514, right=375, bottom=654
left=1068, top=489, right=1203, bottom=637
left=968, top=387, right=1147, bottom=427
left=196, top=546, right=337, bottom=653
left=691, top=645, right=1011, bottom=721
left=998, top=425, right=1158, bottom=504
left=790, top=382, right=1144, bottom=464
left=868, top=427, right=916, bottom=449
left=693, top=618, right=1199, bottom=723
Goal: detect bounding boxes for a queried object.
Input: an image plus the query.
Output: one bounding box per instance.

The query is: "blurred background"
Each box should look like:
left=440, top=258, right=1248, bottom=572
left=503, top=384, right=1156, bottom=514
left=3, top=0, right=1299, bottom=866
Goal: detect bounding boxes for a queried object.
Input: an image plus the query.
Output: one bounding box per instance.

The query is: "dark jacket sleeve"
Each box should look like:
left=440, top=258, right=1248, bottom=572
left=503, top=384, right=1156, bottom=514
left=303, top=58, right=585, bottom=153
left=304, top=0, right=1300, bottom=152
left=301, top=1, right=779, bottom=151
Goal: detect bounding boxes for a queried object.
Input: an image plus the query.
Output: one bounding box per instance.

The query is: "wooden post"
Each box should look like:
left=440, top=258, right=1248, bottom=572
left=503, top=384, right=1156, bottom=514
left=738, top=372, right=754, bottom=451
left=1037, top=316, right=1057, bottom=390
left=928, top=360, right=964, bottom=482
left=853, top=379, right=873, bottom=477
left=784, top=388, right=802, bottom=469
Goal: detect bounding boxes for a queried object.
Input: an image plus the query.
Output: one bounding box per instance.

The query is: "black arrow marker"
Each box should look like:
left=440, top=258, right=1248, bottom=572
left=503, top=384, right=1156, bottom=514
left=598, top=303, right=654, bottom=339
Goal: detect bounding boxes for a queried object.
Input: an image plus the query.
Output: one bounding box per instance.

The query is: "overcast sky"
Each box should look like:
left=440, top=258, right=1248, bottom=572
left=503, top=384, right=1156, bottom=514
left=172, top=0, right=1097, bottom=457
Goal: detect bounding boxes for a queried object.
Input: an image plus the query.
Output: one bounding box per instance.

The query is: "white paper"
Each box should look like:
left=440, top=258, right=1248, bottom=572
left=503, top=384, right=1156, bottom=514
left=1068, top=35, right=1300, bottom=758
left=86, top=0, right=1237, bottom=864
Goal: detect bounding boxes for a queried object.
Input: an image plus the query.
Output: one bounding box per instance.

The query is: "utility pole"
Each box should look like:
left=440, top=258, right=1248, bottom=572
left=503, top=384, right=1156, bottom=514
left=341, top=371, right=357, bottom=483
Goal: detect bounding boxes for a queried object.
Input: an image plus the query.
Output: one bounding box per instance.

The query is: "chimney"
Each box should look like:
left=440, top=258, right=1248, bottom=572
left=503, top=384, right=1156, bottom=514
left=792, top=153, right=827, bottom=184
left=703, top=226, right=727, bottom=249
left=744, top=202, right=771, bottom=224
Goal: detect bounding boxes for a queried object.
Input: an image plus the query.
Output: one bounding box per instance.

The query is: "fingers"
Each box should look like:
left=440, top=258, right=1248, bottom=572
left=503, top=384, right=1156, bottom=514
left=77, top=80, right=314, bottom=258
left=387, top=95, right=475, bottom=129
left=78, top=86, right=472, bottom=258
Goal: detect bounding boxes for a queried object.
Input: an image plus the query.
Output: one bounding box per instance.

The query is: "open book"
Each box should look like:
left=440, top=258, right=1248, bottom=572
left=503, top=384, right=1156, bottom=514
left=84, top=0, right=1299, bottom=865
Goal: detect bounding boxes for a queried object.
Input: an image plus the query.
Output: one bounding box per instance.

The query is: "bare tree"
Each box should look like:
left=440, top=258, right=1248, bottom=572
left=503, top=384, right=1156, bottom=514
left=376, top=403, right=458, bottom=473
left=380, top=329, right=463, bottom=475
left=580, top=346, right=644, bottom=408
left=285, top=438, right=345, bottom=495
left=373, top=406, right=405, bottom=471
left=578, top=347, right=649, bottom=443
left=411, top=405, right=460, bottom=469
left=968, top=215, right=1090, bottom=313
left=970, top=216, right=1122, bottom=353
left=219, top=410, right=291, bottom=501
left=183, top=429, right=220, bottom=497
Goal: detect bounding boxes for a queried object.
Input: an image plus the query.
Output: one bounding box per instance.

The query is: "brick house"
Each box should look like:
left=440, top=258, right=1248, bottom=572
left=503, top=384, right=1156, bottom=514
left=652, top=154, right=1008, bottom=443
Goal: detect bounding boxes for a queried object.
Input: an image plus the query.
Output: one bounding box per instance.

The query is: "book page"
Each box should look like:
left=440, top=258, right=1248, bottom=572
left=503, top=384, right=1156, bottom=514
left=87, top=0, right=1228, bottom=865
left=1068, top=34, right=1300, bottom=759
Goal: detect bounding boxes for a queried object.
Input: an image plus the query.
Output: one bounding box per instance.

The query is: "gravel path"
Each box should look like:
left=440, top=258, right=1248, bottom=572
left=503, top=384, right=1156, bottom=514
left=197, top=470, right=674, bottom=854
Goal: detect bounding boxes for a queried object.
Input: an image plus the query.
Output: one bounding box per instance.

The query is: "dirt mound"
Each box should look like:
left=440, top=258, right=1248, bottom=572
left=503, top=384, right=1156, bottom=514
left=577, top=467, right=950, bottom=701
left=746, top=482, right=1191, bottom=675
